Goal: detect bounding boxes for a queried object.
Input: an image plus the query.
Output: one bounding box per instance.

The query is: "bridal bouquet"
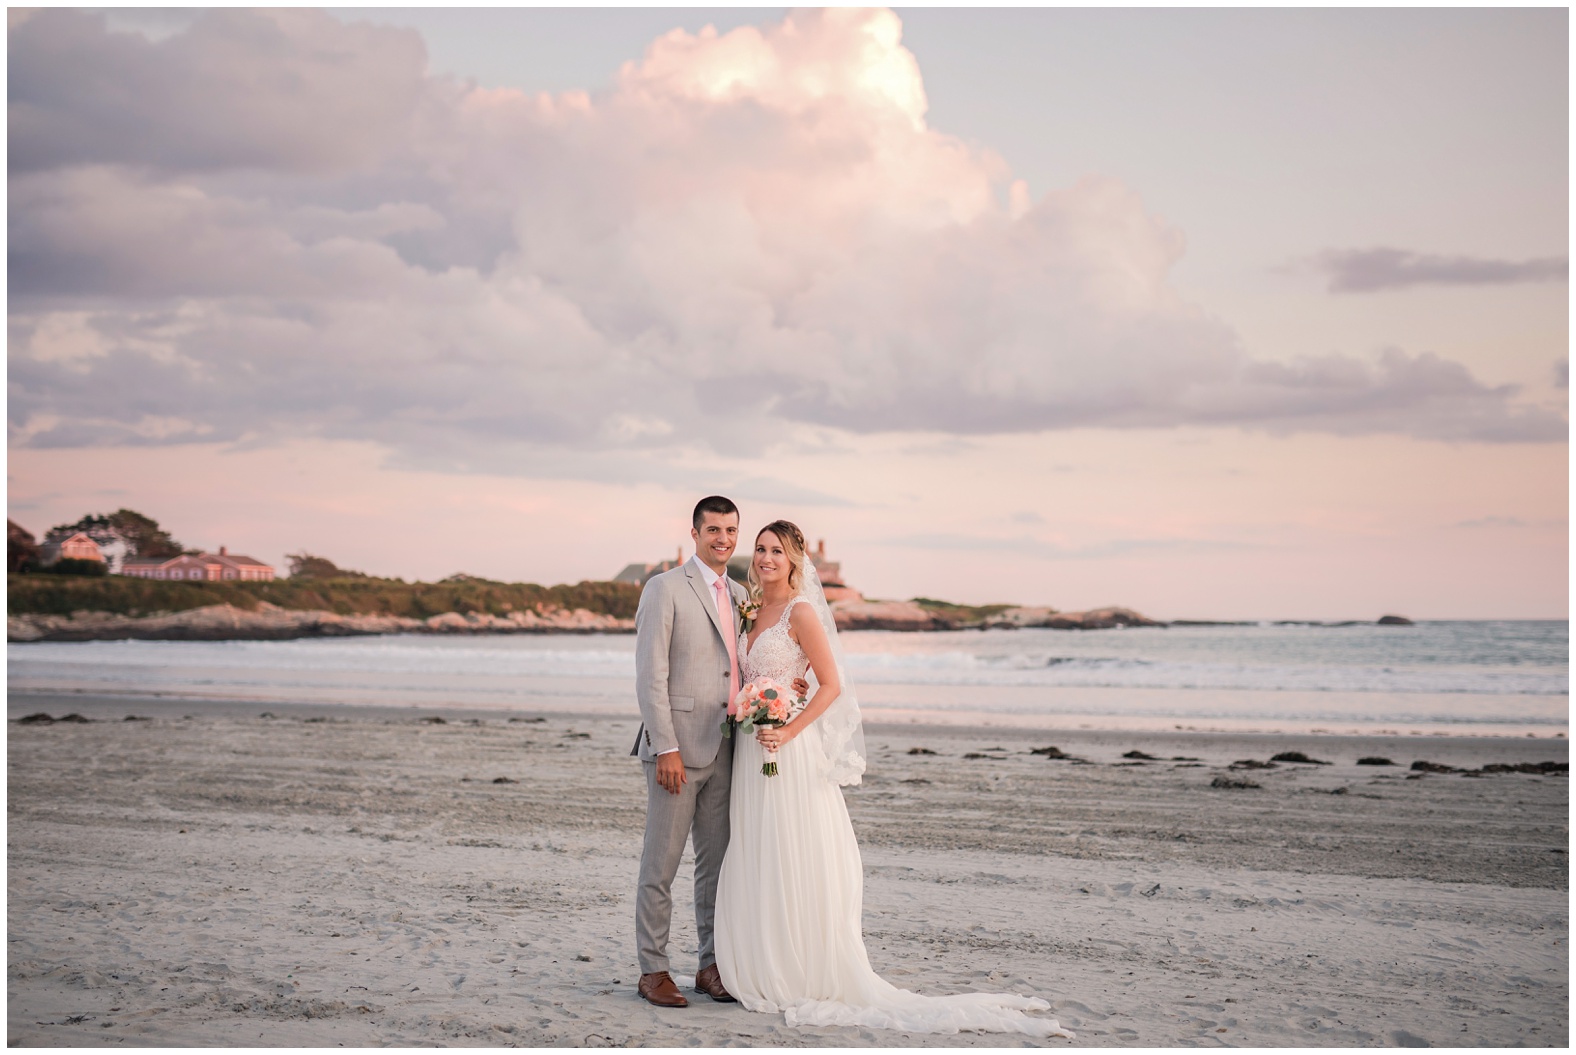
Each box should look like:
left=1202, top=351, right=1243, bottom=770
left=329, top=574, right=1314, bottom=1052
left=723, top=677, right=804, bottom=776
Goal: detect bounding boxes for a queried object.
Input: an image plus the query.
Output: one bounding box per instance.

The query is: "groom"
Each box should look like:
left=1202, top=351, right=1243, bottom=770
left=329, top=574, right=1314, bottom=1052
left=631, top=495, right=748, bottom=1008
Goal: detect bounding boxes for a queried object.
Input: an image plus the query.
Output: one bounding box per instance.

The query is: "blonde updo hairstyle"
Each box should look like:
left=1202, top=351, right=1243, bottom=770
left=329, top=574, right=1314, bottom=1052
left=747, top=519, right=808, bottom=603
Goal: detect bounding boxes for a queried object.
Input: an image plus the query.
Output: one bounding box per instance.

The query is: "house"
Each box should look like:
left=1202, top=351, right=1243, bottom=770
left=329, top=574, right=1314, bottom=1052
left=40, top=531, right=106, bottom=566
left=120, top=546, right=275, bottom=582
left=38, top=528, right=134, bottom=571
left=810, top=540, right=863, bottom=603
left=614, top=548, right=687, bottom=586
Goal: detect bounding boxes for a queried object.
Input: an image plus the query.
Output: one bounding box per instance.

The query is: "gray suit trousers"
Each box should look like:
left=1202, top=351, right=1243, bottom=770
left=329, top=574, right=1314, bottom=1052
left=635, top=739, right=733, bottom=974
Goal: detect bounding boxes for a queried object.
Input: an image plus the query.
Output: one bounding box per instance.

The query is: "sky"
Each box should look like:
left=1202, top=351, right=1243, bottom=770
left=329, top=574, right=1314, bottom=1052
left=7, top=7, right=1568, bottom=619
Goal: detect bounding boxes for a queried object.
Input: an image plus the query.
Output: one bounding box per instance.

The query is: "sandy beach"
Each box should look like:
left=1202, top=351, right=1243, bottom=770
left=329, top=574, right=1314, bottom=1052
left=7, top=693, right=1568, bottom=1047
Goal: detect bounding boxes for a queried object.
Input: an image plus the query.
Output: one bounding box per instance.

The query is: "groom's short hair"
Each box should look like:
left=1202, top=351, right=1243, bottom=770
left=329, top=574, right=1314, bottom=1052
left=693, top=495, right=739, bottom=530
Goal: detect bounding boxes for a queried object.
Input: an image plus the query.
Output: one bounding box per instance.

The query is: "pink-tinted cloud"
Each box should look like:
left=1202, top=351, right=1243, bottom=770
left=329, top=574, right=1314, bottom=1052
left=8, top=7, right=1566, bottom=473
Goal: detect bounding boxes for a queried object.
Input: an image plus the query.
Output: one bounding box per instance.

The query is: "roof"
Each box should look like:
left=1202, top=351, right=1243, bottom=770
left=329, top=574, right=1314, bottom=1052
left=613, top=563, right=650, bottom=584
left=201, top=552, right=271, bottom=567
left=121, top=551, right=274, bottom=570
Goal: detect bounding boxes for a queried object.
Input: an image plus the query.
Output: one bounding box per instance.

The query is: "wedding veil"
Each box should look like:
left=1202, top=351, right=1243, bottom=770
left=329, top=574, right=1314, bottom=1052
left=795, top=552, right=866, bottom=786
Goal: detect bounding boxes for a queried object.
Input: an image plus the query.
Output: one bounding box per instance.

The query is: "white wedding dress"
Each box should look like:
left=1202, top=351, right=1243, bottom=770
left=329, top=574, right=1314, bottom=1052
left=713, top=592, right=1071, bottom=1039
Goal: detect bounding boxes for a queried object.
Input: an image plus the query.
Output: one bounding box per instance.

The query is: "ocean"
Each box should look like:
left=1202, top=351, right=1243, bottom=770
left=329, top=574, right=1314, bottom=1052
left=8, top=620, right=1567, bottom=737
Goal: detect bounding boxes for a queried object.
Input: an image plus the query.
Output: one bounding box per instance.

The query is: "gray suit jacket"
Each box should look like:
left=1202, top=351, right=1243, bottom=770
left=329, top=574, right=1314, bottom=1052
left=630, top=560, right=746, bottom=768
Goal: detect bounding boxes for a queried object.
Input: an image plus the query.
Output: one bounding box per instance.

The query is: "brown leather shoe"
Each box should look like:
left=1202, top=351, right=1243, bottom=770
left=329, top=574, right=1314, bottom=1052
left=694, top=963, right=736, bottom=1002
left=638, top=971, right=688, bottom=1008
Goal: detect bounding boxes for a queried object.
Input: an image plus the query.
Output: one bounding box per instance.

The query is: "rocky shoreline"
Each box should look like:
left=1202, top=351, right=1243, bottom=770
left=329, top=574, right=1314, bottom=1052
left=6, top=602, right=635, bottom=642
left=829, top=601, right=1164, bottom=632
left=6, top=599, right=1174, bottom=643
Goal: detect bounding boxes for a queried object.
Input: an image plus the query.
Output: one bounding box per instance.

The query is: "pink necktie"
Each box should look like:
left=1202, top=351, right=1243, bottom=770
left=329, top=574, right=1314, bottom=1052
left=714, top=576, right=740, bottom=706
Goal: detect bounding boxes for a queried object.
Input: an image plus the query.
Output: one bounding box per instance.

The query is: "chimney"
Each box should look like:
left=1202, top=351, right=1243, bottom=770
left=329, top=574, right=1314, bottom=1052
left=816, top=540, right=826, bottom=559
left=219, top=546, right=228, bottom=556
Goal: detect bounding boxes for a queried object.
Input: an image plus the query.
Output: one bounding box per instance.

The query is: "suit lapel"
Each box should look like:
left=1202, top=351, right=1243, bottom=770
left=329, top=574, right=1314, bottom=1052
left=685, top=562, right=729, bottom=645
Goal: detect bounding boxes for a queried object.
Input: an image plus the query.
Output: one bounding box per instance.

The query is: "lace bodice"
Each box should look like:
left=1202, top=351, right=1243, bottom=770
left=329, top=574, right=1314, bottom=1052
left=741, top=597, right=810, bottom=689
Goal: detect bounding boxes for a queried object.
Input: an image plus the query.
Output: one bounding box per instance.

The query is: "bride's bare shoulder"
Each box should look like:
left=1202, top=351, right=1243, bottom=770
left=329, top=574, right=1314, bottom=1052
left=786, top=598, right=824, bottom=643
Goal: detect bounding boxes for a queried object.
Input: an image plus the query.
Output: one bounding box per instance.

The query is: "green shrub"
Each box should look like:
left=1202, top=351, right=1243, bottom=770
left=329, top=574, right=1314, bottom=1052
left=42, top=558, right=108, bottom=577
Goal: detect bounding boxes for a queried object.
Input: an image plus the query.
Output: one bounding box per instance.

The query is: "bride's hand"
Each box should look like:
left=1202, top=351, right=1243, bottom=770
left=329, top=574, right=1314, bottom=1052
left=757, top=724, right=794, bottom=750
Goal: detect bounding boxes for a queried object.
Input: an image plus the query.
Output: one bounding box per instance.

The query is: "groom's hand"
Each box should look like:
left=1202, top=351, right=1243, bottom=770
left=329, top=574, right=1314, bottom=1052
left=791, top=677, right=810, bottom=697
left=656, top=751, right=687, bottom=795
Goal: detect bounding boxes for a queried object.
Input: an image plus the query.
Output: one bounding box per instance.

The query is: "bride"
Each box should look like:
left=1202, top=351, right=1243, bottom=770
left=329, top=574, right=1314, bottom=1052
left=712, top=520, right=1072, bottom=1039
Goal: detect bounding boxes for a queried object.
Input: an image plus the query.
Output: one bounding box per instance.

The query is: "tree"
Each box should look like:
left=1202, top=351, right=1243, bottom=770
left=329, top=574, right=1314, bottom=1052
left=8, top=520, right=39, bottom=573
left=286, top=553, right=369, bottom=579
left=106, top=509, right=185, bottom=559
left=46, top=509, right=185, bottom=559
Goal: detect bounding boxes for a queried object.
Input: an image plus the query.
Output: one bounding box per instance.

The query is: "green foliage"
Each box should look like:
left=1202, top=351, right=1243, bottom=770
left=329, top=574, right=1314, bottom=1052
left=8, top=520, right=39, bottom=573
left=39, top=557, right=108, bottom=577
left=112, top=509, right=185, bottom=558
left=286, top=553, right=371, bottom=580
left=910, top=597, right=1023, bottom=625
left=6, top=572, right=643, bottom=620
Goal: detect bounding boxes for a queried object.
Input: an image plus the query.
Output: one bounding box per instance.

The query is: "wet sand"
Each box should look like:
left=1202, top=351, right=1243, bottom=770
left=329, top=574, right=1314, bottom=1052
left=7, top=694, right=1568, bottom=1046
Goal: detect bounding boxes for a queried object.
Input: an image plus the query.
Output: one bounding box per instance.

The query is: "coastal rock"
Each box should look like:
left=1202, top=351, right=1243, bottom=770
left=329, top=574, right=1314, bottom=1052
left=424, top=612, right=472, bottom=632
left=1034, top=607, right=1166, bottom=630
left=6, top=616, right=44, bottom=642
left=980, top=606, right=1060, bottom=628
left=830, top=600, right=944, bottom=632
left=830, top=601, right=1165, bottom=631
left=7, top=601, right=634, bottom=642
left=1377, top=615, right=1415, bottom=626
left=986, top=606, right=1165, bottom=630
left=1478, top=761, right=1568, bottom=775
left=339, top=613, right=428, bottom=634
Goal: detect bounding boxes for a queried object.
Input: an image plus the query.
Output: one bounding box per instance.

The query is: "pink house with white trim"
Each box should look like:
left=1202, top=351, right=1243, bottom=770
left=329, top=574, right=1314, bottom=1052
left=120, top=546, right=275, bottom=582
left=44, top=531, right=107, bottom=565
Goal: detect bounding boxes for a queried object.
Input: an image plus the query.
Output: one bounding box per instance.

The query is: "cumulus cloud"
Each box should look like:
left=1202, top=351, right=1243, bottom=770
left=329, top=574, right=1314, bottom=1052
left=7, top=7, right=1567, bottom=469
left=1307, top=247, right=1568, bottom=293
